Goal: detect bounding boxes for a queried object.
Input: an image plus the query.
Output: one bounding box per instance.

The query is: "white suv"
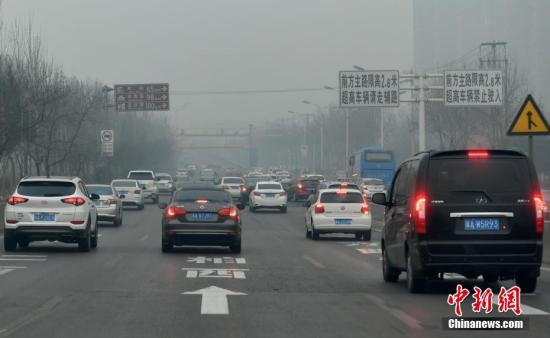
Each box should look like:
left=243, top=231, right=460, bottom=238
left=4, top=176, right=99, bottom=252
left=127, top=170, right=159, bottom=203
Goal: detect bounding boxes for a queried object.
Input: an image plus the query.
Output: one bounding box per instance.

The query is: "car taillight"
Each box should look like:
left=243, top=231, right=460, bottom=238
left=196, top=199, right=208, bottom=204
left=7, top=196, right=28, bottom=205
left=314, top=203, right=325, bottom=213
left=280, top=191, right=287, bottom=196
left=360, top=203, right=369, bottom=215
left=62, top=197, right=86, bottom=206
left=6, top=219, right=18, bottom=224
left=413, top=195, right=427, bottom=234
left=297, top=183, right=303, bottom=189
left=70, top=220, right=86, bottom=225
left=219, top=207, right=238, bottom=219
left=166, top=205, right=186, bottom=220
left=223, top=185, right=230, bottom=190
left=254, top=191, right=261, bottom=196
left=107, top=199, right=117, bottom=205
left=241, top=186, right=247, bottom=192
left=134, top=189, right=141, bottom=194
left=468, top=150, right=489, bottom=158
left=534, top=195, right=545, bottom=234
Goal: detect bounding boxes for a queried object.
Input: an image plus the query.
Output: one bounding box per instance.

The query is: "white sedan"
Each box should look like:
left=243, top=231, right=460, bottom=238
left=249, top=181, right=287, bottom=213
left=305, top=188, right=371, bottom=240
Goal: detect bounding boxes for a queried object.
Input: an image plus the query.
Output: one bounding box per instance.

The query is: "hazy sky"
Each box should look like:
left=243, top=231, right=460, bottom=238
left=2, top=0, right=413, bottom=129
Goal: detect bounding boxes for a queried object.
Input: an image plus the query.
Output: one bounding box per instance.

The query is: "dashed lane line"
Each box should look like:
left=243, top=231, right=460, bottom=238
left=303, top=255, right=326, bottom=269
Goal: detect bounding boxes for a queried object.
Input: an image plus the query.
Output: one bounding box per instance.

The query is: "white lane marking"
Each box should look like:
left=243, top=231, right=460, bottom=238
left=0, top=266, right=27, bottom=269
left=0, top=269, right=15, bottom=275
left=364, top=294, right=422, bottom=330
left=98, top=234, right=103, bottom=237
left=491, top=296, right=549, bottom=315
left=303, top=255, right=326, bottom=269
left=357, top=248, right=382, bottom=255
left=1, top=255, right=47, bottom=258
left=540, top=266, right=550, bottom=273
left=182, top=268, right=249, bottom=279
left=0, top=296, right=62, bottom=335
left=139, top=234, right=149, bottom=241
left=0, top=258, right=46, bottom=262
left=182, top=286, right=246, bottom=315
left=186, top=256, right=246, bottom=264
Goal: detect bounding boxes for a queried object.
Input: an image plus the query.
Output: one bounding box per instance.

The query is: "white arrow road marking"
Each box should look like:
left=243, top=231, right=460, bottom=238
left=0, top=266, right=26, bottom=276
left=182, top=286, right=246, bottom=315
left=0, top=255, right=47, bottom=262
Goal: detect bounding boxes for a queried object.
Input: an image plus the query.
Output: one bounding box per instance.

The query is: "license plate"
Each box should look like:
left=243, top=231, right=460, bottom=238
left=265, top=193, right=276, bottom=198
left=335, top=219, right=352, bottom=225
left=34, top=213, right=55, bottom=222
left=464, top=218, right=500, bottom=231
left=190, top=213, right=214, bottom=221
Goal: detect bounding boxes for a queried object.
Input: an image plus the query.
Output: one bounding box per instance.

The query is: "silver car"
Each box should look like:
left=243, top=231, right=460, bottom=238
left=155, top=173, right=176, bottom=194
left=111, top=179, right=145, bottom=210
left=87, top=184, right=123, bottom=226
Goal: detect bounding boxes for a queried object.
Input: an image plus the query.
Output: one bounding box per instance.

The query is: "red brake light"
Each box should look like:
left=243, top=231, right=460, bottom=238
left=166, top=205, right=186, bottom=220
left=297, top=183, right=303, bottom=189
left=414, top=195, right=427, bottom=234
left=7, top=196, right=28, bottom=205
left=70, top=220, right=86, bottom=225
left=314, top=203, right=325, bottom=213
left=107, top=199, right=117, bottom=205
left=360, top=203, right=369, bottom=214
left=196, top=199, right=208, bottom=204
left=61, top=197, right=86, bottom=206
left=219, top=207, right=238, bottom=219
left=5, top=219, right=18, bottom=224
left=241, top=186, right=247, bottom=192
left=280, top=191, right=287, bottom=196
left=253, top=191, right=261, bottom=196
left=534, top=195, right=545, bottom=234
left=468, top=150, right=489, bottom=158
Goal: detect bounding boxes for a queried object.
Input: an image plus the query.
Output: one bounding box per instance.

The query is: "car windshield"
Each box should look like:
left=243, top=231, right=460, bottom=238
left=112, top=181, right=137, bottom=188
left=258, top=184, right=281, bottom=190
left=87, top=186, right=114, bottom=195
left=17, top=181, right=76, bottom=197
left=174, top=190, right=230, bottom=203
left=320, top=192, right=364, bottom=203
left=128, top=172, right=154, bottom=180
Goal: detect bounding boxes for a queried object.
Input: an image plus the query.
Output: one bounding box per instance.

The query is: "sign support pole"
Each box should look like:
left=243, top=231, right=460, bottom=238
left=528, top=135, right=533, bottom=160
left=418, top=75, right=426, bottom=152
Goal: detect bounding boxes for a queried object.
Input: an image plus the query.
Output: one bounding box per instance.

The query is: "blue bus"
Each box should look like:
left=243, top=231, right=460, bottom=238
left=353, top=147, right=395, bottom=188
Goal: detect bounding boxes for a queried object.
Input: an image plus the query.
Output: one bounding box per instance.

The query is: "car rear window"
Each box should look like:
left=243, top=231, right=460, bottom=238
left=320, top=192, right=363, bottom=203
left=112, top=181, right=137, bottom=188
left=157, top=175, right=172, bottom=181
left=329, top=183, right=360, bottom=190
left=128, top=172, right=154, bottom=180
left=87, top=186, right=114, bottom=195
left=258, top=184, right=281, bottom=190
left=428, top=158, right=531, bottom=195
left=175, top=190, right=230, bottom=203
left=18, top=181, right=76, bottom=197
left=224, top=178, right=244, bottom=184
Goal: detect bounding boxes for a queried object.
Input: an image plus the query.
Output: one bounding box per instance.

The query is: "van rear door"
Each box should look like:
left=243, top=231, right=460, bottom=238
left=425, top=151, right=539, bottom=256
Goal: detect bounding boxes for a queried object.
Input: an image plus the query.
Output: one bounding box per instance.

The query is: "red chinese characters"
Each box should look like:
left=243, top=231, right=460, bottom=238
left=447, top=284, right=522, bottom=316
left=498, top=286, right=522, bottom=316
left=472, top=286, right=493, bottom=314
left=447, top=284, right=470, bottom=316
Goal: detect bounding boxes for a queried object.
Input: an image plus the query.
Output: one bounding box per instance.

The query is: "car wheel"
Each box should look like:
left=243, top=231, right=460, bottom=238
left=230, top=239, right=242, bottom=253
left=90, top=222, right=98, bottom=249
left=162, top=239, right=173, bottom=253
left=281, top=206, right=287, bottom=213
left=311, top=224, right=320, bottom=240
left=363, top=230, right=371, bottom=241
left=79, top=228, right=91, bottom=252
left=138, top=204, right=144, bottom=210
left=516, top=270, right=538, bottom=293
left=355, top=232, right=363, bottom=240
left=406, top=254, right=425, bottom=293
left=382, top=247, right=400, bottom=283
left=305, top=224, right=311, bottom=238
left=4, top=235, right=17, bottom=252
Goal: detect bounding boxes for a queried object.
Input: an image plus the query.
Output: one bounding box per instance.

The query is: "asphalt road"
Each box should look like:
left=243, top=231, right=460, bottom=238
left=1, top=197, right=550, bottom=337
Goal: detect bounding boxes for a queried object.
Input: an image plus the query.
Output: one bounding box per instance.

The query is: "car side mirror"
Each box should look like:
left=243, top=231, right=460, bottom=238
left=155, top=177, right=160, bottom=181
left=158, top=202, right=167, bottom=209
left=236, top=203, right=245, bottom=210
left=371, top=193, right=387, bottom=206
left=90, top=193, right=100, bottom=200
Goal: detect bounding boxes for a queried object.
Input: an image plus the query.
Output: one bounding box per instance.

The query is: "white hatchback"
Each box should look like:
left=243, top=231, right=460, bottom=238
left=249, top=181, right=287, bottom=213
left=305, top=188, right=371, bottom=240
left=4, top=176, right=99, bottom=252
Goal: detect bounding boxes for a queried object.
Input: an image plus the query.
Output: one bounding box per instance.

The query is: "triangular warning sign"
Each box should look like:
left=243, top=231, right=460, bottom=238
left=508, top=94, right=550, bottom=135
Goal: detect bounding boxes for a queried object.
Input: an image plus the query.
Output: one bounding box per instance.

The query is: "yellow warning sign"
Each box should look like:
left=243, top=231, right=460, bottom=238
left=508, top=95, right=550, bottom=135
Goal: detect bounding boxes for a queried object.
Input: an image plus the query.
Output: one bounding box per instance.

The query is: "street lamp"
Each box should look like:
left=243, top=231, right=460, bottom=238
left=353, top=65, right=366, bottom=71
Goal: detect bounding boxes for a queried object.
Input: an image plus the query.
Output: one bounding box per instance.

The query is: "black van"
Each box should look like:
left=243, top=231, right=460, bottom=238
left=372, top=150, right=544, bottom=293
